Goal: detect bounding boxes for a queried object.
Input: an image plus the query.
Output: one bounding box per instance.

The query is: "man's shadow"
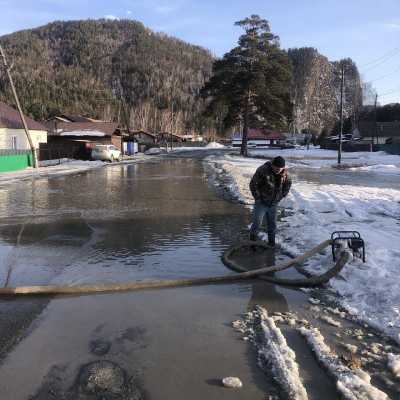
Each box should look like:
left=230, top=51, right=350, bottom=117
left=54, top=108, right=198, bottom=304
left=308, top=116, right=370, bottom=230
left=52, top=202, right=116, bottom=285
left=244, top=246, right=289, bottom=313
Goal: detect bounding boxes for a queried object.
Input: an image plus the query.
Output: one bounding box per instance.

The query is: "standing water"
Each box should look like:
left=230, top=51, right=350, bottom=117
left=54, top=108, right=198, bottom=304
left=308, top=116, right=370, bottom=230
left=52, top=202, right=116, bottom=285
left=0, top=158, right=337, bottom=399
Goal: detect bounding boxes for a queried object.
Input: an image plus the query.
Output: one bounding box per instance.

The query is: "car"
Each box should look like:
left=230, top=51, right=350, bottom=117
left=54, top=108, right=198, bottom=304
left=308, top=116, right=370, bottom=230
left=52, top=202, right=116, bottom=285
left=91, top=144, right=121, bottom=162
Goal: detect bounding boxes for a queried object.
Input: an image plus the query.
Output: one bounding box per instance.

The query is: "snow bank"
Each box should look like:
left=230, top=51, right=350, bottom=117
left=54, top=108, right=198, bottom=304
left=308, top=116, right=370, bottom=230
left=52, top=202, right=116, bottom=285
left=233, top=306, right=308, bottom=400
left=205, top=141, right=225, bottom=149
left=0, top=160, right=105, bottom=186
left=249, top=148, right=400, bottom=173
left=388, top=353, right=400, bottom=378
left=206, top=150, right=400, bottom=344
left=144, top=147, right=165, bottom=155
left=299, top=326, right=388, bottom=399
left=39, top=158, right=70, bottom=167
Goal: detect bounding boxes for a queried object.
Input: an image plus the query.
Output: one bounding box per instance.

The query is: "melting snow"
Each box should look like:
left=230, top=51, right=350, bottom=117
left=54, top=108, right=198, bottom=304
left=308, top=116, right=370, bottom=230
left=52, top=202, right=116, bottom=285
left=234, top=306, right=308, bottom=400
left=205, top=141, right=226, bottom=148
left=388, top=353, right=400, bottom=378
left=299, top=326, right=388, bottom=399
left=206, top=149, right=400, bottom=344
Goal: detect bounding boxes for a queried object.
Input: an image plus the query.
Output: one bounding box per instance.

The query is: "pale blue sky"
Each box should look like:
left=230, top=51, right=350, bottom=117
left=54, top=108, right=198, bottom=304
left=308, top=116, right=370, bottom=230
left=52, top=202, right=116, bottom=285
left=0, top=0, right=399, bottom=104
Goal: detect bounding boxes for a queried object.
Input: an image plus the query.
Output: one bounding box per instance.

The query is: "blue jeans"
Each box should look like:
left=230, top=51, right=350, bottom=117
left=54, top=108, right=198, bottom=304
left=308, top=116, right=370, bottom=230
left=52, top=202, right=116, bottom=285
left=250, top=201, right=277, bottom=236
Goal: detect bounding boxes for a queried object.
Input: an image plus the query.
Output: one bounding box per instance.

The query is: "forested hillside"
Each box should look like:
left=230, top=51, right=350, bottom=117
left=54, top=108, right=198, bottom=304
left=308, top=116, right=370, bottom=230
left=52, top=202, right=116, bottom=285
left=0, top=20, right=363, bottom=136
left=288, top=47, right=363, bottom=134
left=0, top=19, right=214, bottom=135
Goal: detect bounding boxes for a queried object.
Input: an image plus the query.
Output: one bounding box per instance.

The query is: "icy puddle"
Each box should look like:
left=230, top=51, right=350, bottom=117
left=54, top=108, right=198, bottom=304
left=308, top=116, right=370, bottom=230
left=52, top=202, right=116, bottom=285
left=0, top=158, right=397, bottom=399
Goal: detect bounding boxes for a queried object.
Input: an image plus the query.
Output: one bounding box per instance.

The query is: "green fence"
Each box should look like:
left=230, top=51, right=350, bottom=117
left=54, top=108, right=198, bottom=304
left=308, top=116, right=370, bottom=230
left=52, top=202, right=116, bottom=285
left=0, top=150, right=33, bottom=173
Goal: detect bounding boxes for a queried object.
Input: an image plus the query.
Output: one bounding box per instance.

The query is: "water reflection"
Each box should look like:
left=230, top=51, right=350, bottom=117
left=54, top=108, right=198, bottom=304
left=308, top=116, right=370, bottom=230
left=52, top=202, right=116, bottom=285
left=0, top=160, right=250, bottom=287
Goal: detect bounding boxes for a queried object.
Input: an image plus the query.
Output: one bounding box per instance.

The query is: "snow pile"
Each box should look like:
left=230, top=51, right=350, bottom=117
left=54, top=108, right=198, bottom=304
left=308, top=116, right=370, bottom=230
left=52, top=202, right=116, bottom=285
left=205, top=141, right=225, bottom=149
left=39, top=158, right=70, bottom=167
left=299, top=326, right=388, bottom=400
left=387, top=353, right=400, bottom=378
left=144, top=147, right=165, bottom=155
left=282, top=183, right=400, bottom=343
left=206, top=151, right=400, bottom=344
left=0, top=160, right=105, bottom=186
left=233, top=306, right=308, bottom=400
left=248, top=148, right=400, bottom=173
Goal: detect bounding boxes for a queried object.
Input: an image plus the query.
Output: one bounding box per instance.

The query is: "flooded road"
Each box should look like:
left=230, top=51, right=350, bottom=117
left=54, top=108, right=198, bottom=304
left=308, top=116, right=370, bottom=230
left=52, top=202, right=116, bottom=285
left=0, top=158, right=342, bottom=399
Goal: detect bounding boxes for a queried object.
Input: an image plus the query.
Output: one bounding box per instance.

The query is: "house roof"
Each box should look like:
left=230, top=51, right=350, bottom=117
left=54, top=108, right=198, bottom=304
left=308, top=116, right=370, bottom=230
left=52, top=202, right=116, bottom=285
left=49, top=121, right=119, bottom=137
left=157, top=132, right=184, bottom=140
left=358, top=121, right=400, bottom=138
left=264, top=130, right=287, bottom=140
left=0, top=101, right=47, bottom=131
left=47, top=115, right=104, bottom=123
left=133, top=130, right=157, bottom=138
left=233, top=128, right=286, bottom=140
left=248, top=128, right=268, bottom=140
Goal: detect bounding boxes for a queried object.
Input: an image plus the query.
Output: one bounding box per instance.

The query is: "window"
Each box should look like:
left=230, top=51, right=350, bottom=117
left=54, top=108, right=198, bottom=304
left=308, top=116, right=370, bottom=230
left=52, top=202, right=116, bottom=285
left=11, top=136, right=18, bottom=150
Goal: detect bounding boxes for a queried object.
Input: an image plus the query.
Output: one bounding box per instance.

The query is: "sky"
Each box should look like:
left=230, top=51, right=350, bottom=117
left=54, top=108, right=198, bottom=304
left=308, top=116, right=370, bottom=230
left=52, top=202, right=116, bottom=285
left=0, top=0, right=399, bottom=105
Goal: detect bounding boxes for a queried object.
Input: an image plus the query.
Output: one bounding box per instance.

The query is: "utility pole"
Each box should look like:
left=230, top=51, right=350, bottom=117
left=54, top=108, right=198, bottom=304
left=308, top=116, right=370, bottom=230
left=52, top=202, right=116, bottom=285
left=170, top=99, right=174, bottom=151
left=338, top=62, right=345, bottom=165
left=121, top=99, right=134, bottom=157
left=373, top=93, right=378, bottom=151
left=0, top=45, right=38, bottom=168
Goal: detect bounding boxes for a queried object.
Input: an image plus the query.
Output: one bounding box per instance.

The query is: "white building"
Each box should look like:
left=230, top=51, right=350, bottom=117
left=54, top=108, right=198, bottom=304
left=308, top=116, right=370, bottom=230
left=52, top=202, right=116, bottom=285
left=0, top=101, right=47, bottom=150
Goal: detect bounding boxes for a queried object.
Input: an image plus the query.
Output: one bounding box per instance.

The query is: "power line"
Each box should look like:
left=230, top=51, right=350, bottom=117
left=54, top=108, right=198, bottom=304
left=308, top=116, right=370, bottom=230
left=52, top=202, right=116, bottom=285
left=369, top=65, right=400, bottom=83
left=378, top=87, right=400, bottom=97
left=360, top=48, right=400, bottom=69
left=361, top=50, right=400, bottom=73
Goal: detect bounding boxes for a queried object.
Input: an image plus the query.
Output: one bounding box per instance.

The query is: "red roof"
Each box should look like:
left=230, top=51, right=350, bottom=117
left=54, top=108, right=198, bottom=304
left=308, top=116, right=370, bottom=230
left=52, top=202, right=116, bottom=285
left=0, top=101, right=47, bottom=131
left=264, top=130, right=286, bottom=140
left=247, top=128, right=267, bottom=140
left=239, top=128, right=287, bottom=140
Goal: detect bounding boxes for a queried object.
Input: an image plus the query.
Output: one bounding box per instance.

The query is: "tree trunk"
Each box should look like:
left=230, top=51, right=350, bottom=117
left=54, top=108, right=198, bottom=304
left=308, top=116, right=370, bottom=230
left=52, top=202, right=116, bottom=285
left=241, top=97, right=249, bottom=157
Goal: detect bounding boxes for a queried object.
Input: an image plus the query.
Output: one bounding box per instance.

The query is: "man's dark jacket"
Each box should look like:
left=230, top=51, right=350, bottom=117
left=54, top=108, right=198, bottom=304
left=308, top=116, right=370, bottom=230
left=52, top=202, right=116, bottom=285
left=249, top=162, right=292, bottom=206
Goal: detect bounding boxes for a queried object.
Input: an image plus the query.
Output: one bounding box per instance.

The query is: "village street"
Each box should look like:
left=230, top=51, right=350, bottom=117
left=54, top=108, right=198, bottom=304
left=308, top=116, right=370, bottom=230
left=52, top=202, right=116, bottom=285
left=0, top=150, right=398, bottom=399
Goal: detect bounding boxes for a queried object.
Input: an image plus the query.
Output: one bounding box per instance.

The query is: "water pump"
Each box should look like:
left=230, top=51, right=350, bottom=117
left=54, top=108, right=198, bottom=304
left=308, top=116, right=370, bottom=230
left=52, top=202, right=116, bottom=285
left=331, top=231, right=366, bottom=262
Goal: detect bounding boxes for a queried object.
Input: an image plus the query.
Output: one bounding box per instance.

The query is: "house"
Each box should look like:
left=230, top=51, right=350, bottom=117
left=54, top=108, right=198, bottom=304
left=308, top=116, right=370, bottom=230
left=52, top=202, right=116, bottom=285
left=0, top=101, right=48, bottom=172
left=46, top=115, right=104, bottom=124
left=157, top=132, right=185, bottom=144
left=0, top=101, right=47, bottom=150
left=232, top=128, right=286, bottom=148
left=358, top=121, right=400, bottom=144
left=181, top=134, right=203, bottom=142
left=44, top=121, right=122, bottom=160
left=132, top=130, right=158, bottom=145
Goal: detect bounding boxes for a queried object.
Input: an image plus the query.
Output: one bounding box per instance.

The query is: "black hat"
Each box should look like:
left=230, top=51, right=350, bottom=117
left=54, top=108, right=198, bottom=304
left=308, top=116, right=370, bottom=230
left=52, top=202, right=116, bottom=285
left=272, top=156, right=285, bottom=168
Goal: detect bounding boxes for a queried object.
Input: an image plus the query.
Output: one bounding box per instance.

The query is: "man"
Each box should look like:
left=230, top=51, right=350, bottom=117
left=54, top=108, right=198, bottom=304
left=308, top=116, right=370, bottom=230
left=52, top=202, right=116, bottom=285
left=249, top=156, right=292, bottom=246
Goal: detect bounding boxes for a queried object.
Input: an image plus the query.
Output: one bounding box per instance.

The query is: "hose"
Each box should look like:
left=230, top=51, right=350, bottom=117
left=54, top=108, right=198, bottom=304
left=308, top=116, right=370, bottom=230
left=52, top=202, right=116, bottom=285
left=0, top=239, right=348, bottom=296
left=222, top=240, right=351, bottom=287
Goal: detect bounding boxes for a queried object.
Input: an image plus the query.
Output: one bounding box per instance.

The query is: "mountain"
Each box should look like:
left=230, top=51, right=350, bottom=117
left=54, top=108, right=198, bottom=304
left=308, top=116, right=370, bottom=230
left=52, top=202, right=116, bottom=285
left=0, top=21, right=363, bottom=136
left=0, top=19, right=214, bottom=135
left=288, top=47, right=363, bottom=134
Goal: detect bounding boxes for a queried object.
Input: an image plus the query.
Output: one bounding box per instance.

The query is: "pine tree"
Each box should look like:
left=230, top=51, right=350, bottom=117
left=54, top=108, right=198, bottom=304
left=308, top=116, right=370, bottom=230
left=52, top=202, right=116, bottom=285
left=202, top=15, right=293, bottom=156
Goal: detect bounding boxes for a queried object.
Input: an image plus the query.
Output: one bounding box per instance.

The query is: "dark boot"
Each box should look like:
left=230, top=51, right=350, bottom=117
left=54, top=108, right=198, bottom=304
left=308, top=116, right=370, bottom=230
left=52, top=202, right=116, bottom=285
left=249, top=232, right=257, bottom=241
left=268, top=233, right=275, bottom=247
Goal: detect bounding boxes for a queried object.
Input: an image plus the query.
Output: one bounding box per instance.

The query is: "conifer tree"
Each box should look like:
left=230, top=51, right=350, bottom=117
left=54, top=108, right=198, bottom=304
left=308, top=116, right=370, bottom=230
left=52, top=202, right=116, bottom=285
left=203, top=15, right=293, bottom=156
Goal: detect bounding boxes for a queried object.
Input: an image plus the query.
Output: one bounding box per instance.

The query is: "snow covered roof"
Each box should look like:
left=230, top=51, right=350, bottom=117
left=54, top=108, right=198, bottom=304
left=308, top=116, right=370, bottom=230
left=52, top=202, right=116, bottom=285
left=59, top=131, right=107, bottom=137
left=49, top=121, right=119, bottom=137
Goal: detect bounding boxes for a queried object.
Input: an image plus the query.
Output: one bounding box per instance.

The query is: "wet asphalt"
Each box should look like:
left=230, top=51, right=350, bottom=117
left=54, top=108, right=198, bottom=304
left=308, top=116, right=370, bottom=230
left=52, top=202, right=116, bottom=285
left=0, top=151, right=397, bottom=399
